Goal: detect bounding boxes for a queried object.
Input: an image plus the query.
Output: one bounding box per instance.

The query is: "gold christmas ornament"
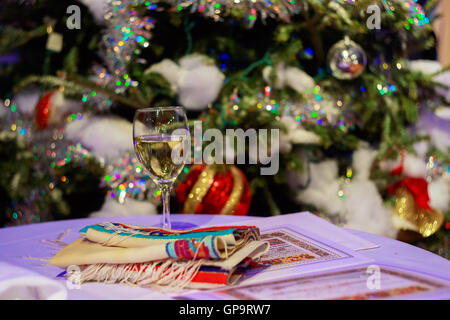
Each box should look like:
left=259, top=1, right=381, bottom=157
left=392, top=187, right=444, bottom=238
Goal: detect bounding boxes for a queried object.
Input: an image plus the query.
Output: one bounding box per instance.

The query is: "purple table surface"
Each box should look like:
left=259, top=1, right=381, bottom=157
left=0, top=213, right=449, bottom=299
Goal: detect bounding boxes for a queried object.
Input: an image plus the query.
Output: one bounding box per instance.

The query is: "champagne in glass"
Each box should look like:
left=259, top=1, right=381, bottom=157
left=134, top=135, right=186, bottom=183
left=133, top=107, right=189, bottom=229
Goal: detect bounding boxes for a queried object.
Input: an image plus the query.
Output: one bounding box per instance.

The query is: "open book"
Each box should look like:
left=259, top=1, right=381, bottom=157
left=177, top=212, right=450, bottom=300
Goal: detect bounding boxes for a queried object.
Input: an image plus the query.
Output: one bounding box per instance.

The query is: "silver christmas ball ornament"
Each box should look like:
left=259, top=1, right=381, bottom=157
left=327, top=36, right=367, bottom=80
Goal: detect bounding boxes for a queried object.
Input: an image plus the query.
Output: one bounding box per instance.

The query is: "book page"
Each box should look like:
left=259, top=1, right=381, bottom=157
left=233, top=222, right=373, bottom=287
left=187, top=266, right=450, bottom=300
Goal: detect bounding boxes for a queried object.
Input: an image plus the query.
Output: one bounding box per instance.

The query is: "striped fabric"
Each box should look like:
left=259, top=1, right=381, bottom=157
left=49, top=222, right=269, bottom=290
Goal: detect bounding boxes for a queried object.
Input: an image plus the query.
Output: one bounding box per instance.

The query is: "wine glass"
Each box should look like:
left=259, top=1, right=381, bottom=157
left=133, top=106, right=189, bottom=229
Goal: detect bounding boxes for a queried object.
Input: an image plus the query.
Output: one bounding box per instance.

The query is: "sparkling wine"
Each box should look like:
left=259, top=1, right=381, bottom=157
left=134, top=135, right=186, bottom=183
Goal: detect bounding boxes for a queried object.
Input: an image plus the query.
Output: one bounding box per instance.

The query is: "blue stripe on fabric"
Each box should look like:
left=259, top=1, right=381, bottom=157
left=208, top=236, right=220, bottom=259
left=198, top=266, right=228, bottom=273
left=79, top=226, right=90, bottom=234
left=79, top=224, right=236, bottom=240
left=165, top=242, right=177, bottom=259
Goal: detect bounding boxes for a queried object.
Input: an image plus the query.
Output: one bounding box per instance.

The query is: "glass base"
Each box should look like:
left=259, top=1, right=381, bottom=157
left=155, top=221, right=198, bottom=230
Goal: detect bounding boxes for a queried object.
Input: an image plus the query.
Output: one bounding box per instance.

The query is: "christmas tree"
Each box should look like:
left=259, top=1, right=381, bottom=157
left=0, top=0, right=448, bottom=257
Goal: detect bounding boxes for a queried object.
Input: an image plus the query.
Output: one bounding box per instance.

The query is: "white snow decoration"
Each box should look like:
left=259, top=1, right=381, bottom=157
left=428, top=177, right=450, bottom=213
left=434, top=72, right=450, bottom=102
left=179, top=54, right=208, bottom=69
left=351, top=147, right=377, bottom=181
left=49, top=93, right=83, bottom=126
left=263, top=63, right=315, bottom=93
left=319, top=97, right=341, bottom=118
left=79, top=0, right=108, bottom=23
left=328, top=2, right=352, bottom=25
left=408, top=59, right=450, bottom=102
left=413, top=109, right=450, bottom=153
left=392, top=214, right=419, bottom=233
left=90, top=197, right=157, bottom=218
left=289, top=147, right=397, bottom=238
left=435, top=107, right=450, bottom=120
left=262, top=64, right=284, bottom=89
left=343, top=181, right=396, bottom=237
left=413, top=140, right=429, bottom=159
left=145, top=54, right=225, bottom=110
left=408, top=59, right=443, bottom=74
left=296, top=160, right=345, bottom=216
left=379, top=153, right=427, bottom=178
left=146, top=59, right=181, bottom=92
left=64, top=115, right=133, bottom=161
left=284, top=67, right=316, bottom=93
left=279, top=116, right=321, bottom=154
left=424, top=127, right=450, bottom=152
left=178, top=64, right=224, bottom=110
left=11, top=89, right=40, bottom=117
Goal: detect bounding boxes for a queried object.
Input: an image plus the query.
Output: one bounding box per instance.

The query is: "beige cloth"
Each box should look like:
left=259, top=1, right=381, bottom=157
left=49, top=238, right=169, bottom=268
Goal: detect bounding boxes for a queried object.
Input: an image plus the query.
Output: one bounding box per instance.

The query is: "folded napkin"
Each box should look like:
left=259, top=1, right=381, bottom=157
left=49, top=223, right=269, bottom=290
left=0, top=262, right=67, bottom=300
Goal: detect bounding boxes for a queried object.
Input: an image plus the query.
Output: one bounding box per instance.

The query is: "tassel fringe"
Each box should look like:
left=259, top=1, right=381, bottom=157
left=40, top=229, right=72, bottom=249
left=25, top=229, right=72, bottom=265
left=69, top=259, right=208, bottom=292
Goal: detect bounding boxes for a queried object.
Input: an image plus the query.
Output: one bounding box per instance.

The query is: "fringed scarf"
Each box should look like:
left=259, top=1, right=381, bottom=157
left=49, top=223, right=269, bottom=291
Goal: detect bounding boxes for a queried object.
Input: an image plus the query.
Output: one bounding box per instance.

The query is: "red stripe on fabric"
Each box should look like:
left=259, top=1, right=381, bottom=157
left=150, top=264, right=228, bottom=284
left=112, top=223, right=256, bottom=233
left=119, top=264, right=230, bottom=285
left=190, top=271, right=229, bottom=284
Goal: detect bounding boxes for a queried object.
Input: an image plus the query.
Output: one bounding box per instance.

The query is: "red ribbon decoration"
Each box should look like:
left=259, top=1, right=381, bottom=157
left=387, top=177, right=432, bottom=211
left=386, top=150, right=431, bottom=211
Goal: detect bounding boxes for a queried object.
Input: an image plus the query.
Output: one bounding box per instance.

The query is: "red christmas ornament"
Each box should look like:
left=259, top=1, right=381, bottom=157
left=35, top=90, right=66, bottom=130
left=176, top=164, right=251, bottom=215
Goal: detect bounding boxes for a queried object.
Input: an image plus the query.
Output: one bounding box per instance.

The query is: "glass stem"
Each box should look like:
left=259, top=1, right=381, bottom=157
left=160, top=184, right=172, bottom=229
